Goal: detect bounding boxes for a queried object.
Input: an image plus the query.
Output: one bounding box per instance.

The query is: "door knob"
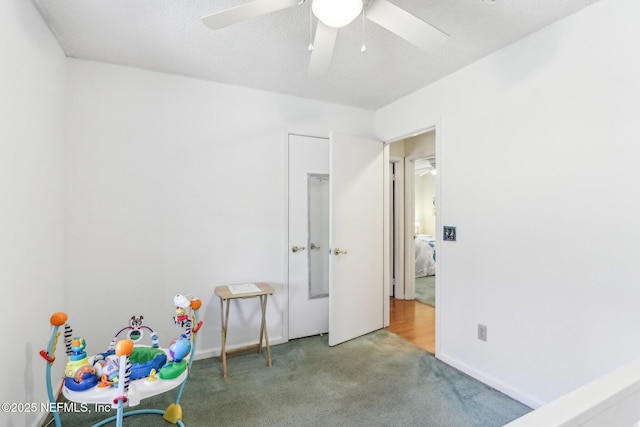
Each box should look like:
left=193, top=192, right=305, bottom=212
left=291, top=245, right=306, bottom=253
left=310, top=242, right=320, bottom=250
left=333, top=248, right=348, bottom=255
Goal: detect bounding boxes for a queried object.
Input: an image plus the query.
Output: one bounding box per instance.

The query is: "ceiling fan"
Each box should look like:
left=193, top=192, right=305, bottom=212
left=201, top=0, right=449, bottom=76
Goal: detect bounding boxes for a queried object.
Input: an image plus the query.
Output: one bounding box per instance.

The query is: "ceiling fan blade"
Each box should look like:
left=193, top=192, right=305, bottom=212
left=365, top=0, right=449, bottom=54
left=308, top=21, right=338, bottom=77
left=202, top=0, right=301, bottom=30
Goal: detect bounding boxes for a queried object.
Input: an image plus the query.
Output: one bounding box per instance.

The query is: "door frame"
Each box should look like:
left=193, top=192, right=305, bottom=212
left=382, top=120, right=442, bottom=355
left=389, top=156, right=405, bottom=299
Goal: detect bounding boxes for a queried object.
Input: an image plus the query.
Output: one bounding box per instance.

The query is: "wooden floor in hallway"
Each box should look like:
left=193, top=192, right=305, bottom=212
left=386, top=298, right=435, bottom=354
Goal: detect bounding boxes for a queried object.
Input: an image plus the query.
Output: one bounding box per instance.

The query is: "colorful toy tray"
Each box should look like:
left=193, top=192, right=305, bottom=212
left=62, top=347, right=188, bottom=407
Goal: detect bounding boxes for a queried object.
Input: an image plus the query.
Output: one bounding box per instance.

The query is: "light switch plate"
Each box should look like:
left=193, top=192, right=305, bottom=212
left=443, top=226, right=456, bottom=241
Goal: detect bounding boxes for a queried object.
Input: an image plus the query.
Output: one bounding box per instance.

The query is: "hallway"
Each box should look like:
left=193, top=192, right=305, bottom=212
left=387, top=298, right=435, bottom=353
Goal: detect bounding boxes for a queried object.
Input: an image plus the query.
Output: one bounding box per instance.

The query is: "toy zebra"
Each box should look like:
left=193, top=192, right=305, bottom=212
left=63, top=324, right=73, bottom=356
left=184, top=318, right=193, bottom=341
left=122, top=358, right=132, bottom=394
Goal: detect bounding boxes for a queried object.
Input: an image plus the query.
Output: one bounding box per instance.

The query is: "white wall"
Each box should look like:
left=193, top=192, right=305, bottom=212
left=0, top=1, right=66, bottom=426
left=376, top=0, right=640, bottom=407
left=64, top=59, right=375, bottom=360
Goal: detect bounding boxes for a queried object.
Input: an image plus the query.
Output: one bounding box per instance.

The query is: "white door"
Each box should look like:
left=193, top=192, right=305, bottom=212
left=328, top=132, right=384, bottom=346
left=288, top=134, right=330, bottom=339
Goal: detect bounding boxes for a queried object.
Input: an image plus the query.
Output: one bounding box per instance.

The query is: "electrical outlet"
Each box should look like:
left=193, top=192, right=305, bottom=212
left=478, top=324, right=487, bottom=342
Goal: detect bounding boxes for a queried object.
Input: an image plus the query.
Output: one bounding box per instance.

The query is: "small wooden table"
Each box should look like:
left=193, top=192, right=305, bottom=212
left=214, top=282, right=274, bottom=377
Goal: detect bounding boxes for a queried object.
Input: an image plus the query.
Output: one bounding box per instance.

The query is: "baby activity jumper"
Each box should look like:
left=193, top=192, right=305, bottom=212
left=40, top=294, right=203, bottom=427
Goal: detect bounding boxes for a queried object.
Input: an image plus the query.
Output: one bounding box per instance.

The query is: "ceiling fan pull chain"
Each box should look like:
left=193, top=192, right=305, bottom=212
left=361, top=9, right=367, bottom=53
left=308, top=3, right=315, bottom=51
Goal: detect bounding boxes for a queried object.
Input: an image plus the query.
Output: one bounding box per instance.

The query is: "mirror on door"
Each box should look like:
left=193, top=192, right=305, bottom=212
left=308, top=173, right=330, bottom=298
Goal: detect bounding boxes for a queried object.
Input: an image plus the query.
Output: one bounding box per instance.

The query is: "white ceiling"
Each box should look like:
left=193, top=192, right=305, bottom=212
left=33, top=0, right=601, bottom=110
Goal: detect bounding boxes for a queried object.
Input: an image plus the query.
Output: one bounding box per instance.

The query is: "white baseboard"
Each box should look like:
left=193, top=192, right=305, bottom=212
left=436, top=351, right=545, bottom=409
left=193, top=335, right=287, bottom=361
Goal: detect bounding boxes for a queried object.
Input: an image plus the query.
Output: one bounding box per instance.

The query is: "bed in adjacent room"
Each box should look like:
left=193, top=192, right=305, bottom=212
left=415, top=235, right=436, bottom=277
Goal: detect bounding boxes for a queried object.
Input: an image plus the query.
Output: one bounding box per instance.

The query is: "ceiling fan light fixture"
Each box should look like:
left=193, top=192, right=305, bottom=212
left=312, top=0, right=363, bottom=28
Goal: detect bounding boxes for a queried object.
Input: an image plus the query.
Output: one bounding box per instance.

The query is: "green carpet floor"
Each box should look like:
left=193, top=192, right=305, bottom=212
left=415, top=275, right=435, bottom=307
left=45, top=330, right=530, bottom=426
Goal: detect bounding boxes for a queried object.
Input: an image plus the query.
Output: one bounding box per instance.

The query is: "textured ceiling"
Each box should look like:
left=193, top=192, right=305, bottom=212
left=33, top=0, right=601, bottom=110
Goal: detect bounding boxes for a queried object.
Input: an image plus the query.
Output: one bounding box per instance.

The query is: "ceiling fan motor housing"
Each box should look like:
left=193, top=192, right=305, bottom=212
left=312, top=0, right=363, bottom=28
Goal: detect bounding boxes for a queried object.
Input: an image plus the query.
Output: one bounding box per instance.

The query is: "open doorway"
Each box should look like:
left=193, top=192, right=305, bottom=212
left=386, top=131, right=437, bottom=354
left=413, top=157, right=436, bottom=306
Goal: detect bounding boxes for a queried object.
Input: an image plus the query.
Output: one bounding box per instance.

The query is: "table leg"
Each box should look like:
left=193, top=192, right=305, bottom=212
left=259, top=294, right=272, bottom=368
left=220, top=298, right=231, bottom=378
left=258, top=296, right=264, bottom=351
